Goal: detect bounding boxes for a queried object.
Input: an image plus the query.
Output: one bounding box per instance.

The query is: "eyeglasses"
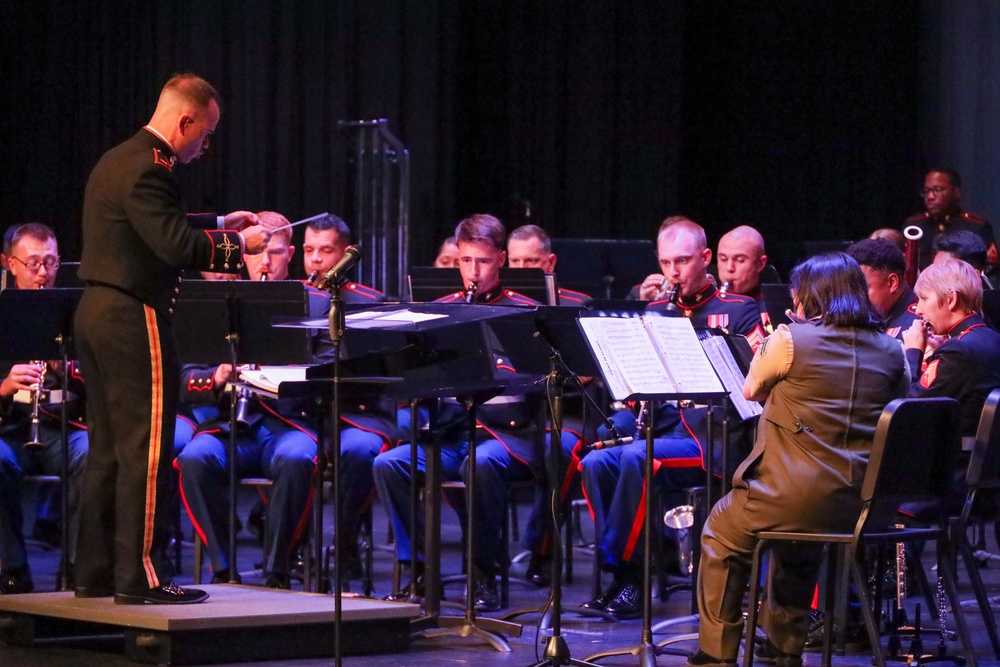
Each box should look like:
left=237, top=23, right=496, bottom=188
left=920, top=186, right=950, bottom=198
left=10, top=255, right=60, bottom=273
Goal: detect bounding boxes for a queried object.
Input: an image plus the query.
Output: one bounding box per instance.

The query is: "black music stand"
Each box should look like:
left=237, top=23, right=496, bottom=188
left=0, top=288, right=82, bottom=590
left=173, top=280, right=310, bottom=586
left=574, top=314, right=729, bottom=667
left=491, top=306, right=619, bottom=666
left=333, top=303, right=533, bottom=650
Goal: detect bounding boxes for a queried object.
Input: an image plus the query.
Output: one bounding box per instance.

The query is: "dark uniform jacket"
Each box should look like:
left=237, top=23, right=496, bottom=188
left=906, top=313, right=1000, bottom=437
left=79, top=128, right=246, bottom=312
left=884, top=285, right=919, bottom=341
left=904, top=208, right=998, bottom=277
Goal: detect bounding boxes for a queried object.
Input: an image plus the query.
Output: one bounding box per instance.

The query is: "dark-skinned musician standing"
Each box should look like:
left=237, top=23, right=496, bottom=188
left=74, top=73, right=271, bottom=605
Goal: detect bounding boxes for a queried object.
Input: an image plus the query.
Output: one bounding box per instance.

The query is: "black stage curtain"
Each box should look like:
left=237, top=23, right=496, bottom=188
left=0, top=2, right=937, bottom=274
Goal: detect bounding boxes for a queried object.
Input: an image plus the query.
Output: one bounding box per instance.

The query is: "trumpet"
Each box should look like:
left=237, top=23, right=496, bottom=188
left=664, top=504, right=695, bottom=575
left=464, top=281, right=478, bottom=304
left=25, top=360, right=47, bottom=450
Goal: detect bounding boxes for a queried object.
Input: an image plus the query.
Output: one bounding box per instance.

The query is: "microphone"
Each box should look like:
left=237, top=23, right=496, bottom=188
left=581, top=435, right=634, bottom=453
left=317, top=245, right=362, bottom=290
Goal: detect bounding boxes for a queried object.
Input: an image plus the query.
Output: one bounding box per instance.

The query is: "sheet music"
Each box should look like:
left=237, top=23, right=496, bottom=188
left=644, top=317, right=726, bottom=395
left=699, top=335, right=762, bottom=420
left=346, top=309, right=448, bottom=324
left=241, top=366, right=309, bottom=393
left=578, top=318, right=671, bottom=400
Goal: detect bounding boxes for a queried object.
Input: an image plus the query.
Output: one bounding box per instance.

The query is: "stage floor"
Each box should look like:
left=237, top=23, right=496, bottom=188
left=3, top=492, right=1000, bottom=666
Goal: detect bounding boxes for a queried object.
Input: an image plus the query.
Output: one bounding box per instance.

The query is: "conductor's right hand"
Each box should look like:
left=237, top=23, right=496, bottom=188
left=242, top=225, right=271, bottom=255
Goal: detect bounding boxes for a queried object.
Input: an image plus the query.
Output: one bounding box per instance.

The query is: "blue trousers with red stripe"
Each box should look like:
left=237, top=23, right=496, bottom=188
left=584, top=435, right=703, bottom=570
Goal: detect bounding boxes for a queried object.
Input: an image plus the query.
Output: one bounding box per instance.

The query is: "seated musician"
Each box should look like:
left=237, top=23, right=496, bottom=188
left=507, top=223, right=592, bottom=306
left=175, top=213, right=396, bottom=587
left=302, top=213, right=385, bottom=303
left=932, top=229, right=994, bottom=290
left=903, top=258, right=1000, bottom=444
left=579, top=219, right=765, bottom=620
left=846, top=238, right=919, bottom=340
left=716, top=225, right=771, bottom=330
left=506, top=223, right=590, bottom=585
left=433, top=235, right=459, bottom=268
left=689, top=253, right=907, bottom=667
left=0, top=223, right=88, bottom=594
left=373, top=213, right=549, bottom=611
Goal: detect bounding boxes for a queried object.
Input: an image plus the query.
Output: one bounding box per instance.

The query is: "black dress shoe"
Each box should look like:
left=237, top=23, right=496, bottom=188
left=604, top=581, right=642, bottom=620
left=0, top=566, right=34, bottom=594
left=580, top=579, right=622, bottom=611
left=210, top=568, right=243, bottom=584
left=525, top=553, right=551, bottom=588
left=114, top=582, right=209, bottom=605
left=755, top=640, right=803, bottom=667
left=687, top=649, right=736, bottom=666
left=472, top=576, right=500, bottom=612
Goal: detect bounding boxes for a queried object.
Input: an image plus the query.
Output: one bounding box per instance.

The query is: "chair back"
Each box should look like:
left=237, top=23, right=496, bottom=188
left=967, top=388, right=1000, bottom=490
left=857, top=397, right=961, bottom=533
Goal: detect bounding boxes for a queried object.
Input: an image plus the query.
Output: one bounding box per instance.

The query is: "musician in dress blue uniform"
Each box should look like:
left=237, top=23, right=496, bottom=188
left=580, top=219, right=765, bottom=619
left=0, top=224, right=88, bottom=594
left=175, top=215, right=391, bottom=587
left=846, top=238, right=919, bottom=340
left=373, top=214, right=543, bottom=610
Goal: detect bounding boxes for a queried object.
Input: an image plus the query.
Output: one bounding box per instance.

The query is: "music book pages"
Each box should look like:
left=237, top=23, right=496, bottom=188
left=698, top=335, right=762, bottom=420
left=240, top=366, right=309, bottom=393
left=578, top=316, right=725, bottom=401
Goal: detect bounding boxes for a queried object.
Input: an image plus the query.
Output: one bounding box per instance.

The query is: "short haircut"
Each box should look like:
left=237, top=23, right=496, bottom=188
left=163, top=73, right=222, bottom=113
left=306, top=214, right=352, bottom=245
left=658, top=219, right=707, bottom=251
left=790, top=252, right=880, bottom=329
left=933, top=229, right=987, bottom=271
left=509, top=224, right=551, bottom=253
left=846, top=238, right=906, bottom=277
left=915, top=257, right=982, bottom=314
left=455, top=214, right=506, bottom=252
left=658, top=215, right=694, bottom=234
left=256, top=211, right=292, bottom=244
left=9, top=222, right=57, bottom=250
left=926, top=166, right=962, bottom=188
left=868, top=228, right=906, bottom=252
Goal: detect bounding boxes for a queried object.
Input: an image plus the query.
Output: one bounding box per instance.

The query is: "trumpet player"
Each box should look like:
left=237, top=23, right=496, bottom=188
left=0, top=223, right=88, bottom=594
left=717, top=225, right=771, bottom=331
left=579, top=219, right=765, bottom=619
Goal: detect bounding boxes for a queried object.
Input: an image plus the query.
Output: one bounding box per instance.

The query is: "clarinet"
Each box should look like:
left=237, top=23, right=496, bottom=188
left=662, top=282, right=681, bottom=312
left=464, top=281, right=478, bottom=304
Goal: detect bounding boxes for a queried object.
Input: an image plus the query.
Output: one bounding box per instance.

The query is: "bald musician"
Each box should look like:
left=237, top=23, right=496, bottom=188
left=74, top=73, right=272, bottom=605
left=0, top=224, right=88, bottom=594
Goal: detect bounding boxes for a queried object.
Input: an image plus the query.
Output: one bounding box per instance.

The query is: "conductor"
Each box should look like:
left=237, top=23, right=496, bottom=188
left=73, top=73, right=270, bottom=604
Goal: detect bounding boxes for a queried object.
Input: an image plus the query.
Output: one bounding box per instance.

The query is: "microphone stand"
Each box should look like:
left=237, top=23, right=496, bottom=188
left=327, top=278, right=346, bottom=667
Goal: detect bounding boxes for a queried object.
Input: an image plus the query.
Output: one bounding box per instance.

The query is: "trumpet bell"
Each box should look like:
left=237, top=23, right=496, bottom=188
left=663, top=504, right=694, bottom=530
